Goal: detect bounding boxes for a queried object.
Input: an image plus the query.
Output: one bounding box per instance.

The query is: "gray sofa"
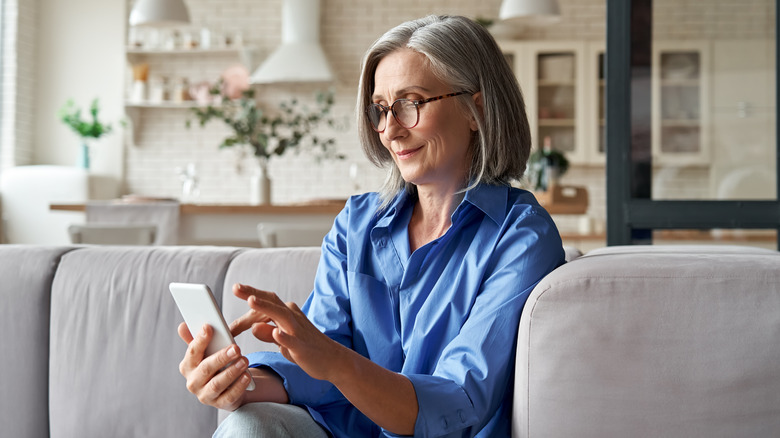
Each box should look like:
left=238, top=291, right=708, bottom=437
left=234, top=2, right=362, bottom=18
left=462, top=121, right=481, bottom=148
left=2, top=243, right=779, bottom=437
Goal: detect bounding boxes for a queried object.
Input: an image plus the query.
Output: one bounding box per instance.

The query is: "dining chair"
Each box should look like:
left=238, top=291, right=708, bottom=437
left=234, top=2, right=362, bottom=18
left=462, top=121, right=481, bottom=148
left=68, top=224, right=158, bottom=245
left=257, top=223, right=331, bottom=248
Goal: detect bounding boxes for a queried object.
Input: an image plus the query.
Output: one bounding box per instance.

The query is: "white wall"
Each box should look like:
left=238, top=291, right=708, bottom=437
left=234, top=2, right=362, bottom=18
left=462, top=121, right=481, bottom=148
left=34, top=0, right=125, bottom=184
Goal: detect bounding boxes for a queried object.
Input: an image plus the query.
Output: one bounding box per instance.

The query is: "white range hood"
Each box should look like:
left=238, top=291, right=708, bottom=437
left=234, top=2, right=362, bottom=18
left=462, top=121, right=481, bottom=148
left=250, top=0, right=334, bottom=84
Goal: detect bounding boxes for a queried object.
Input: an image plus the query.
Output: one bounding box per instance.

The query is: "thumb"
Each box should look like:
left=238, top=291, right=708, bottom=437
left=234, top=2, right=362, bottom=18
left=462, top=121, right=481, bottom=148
left=252, top=322, right=278, bottom=344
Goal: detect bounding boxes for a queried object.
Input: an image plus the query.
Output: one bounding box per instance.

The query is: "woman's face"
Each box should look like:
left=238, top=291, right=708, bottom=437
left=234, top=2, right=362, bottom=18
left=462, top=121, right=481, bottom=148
left=372, top=48, right=478, bottom=192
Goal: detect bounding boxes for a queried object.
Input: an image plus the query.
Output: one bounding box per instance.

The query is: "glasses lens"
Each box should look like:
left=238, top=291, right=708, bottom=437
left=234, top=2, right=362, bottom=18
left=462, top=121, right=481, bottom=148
left=367, top=104, right=386, bottom=131
left=393, top=100, right=419, bottom=129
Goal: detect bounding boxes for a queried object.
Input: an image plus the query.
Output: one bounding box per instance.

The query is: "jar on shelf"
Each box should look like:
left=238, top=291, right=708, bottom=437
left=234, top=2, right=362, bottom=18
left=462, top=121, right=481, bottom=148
left=172, top=78, right=191, bottom=103
left=182, top=30, right=200, bottom=50
left=148, top=76, right=171, bottom=103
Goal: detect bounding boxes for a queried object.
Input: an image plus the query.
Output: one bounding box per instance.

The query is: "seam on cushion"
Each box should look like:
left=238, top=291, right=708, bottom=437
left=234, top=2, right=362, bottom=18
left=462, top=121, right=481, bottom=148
left=543, top=273, right=780, bottom=286
left=524, top=283, right=554, bottom=438
left=212, top=247, right=246, bottom=308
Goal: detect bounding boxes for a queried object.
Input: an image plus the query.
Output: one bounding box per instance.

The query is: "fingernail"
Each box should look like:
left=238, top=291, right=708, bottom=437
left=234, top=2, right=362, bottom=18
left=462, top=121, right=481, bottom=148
left=234, top=358, right=246, bottom=370
left=227, top=345, right=238, bottom=359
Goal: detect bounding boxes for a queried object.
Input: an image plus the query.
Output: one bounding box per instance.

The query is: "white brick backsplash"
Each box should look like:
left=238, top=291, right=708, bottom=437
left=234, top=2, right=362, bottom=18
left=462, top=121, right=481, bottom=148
left=5, top=0, right=771, bottom=227
left=116, top=0, right=775, bottom=217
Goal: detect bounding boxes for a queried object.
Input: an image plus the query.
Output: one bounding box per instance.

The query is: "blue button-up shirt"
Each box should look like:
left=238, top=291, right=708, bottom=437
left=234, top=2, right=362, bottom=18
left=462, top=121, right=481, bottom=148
left=248, top=184, right=564, bottom=437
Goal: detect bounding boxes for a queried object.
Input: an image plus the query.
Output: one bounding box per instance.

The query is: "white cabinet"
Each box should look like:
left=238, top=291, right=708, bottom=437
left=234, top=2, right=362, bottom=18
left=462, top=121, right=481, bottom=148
left=651, top=40, right=711, bottom=166
left=501, top=39, right=713, bottom=167
left=500, top=40, right=604, bottom=165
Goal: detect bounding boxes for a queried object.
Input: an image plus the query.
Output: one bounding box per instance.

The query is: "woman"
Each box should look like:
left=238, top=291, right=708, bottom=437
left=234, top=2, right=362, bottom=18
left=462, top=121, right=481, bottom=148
left=178, top=15, right=564, bottom=437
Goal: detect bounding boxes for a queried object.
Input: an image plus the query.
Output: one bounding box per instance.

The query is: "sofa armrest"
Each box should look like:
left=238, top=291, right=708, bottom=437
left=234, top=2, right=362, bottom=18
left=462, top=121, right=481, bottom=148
left=513, top=245, right=780, bottom=437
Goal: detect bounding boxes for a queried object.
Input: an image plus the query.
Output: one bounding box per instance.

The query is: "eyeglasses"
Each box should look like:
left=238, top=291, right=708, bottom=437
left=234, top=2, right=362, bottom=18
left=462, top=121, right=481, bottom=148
left=366, top=91, right=470, bottom=132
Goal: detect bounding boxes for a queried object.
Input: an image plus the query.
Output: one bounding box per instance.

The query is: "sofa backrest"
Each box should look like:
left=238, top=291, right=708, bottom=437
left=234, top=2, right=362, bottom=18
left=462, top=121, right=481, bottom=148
left=47, top=246, right=240, bottom=438
left=513, top=245, right=780, bottom=438
left=0, top=245, right=74, bottom=437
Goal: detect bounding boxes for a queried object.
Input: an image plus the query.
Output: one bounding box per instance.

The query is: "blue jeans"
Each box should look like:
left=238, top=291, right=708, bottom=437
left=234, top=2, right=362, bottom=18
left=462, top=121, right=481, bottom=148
left=213, top=402, right=328, bottom=438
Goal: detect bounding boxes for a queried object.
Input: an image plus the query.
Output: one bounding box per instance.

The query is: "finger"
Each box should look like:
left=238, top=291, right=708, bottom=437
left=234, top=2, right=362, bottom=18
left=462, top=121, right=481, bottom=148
left=211, top=360, right=253, bottom=407
left=180, top=324, right=212, bottom=377
left=196, top=352, right=248, bottom=406
left=247, top=294, right=295, bottom=330
left=271, top=326, right=291, bottom=347
left=251, top=322, right=278, bottom=344
left=278, top=345, right=295, bottom=365
left=178, top=322, right=194, bottom=344
left=236, top=284, right=290, bottom=313
left=186, top=324, right=212, bottom=363
left=229, top=308, right=271, bottom=338
left=189, top=344, right=243, bottom=399
left=233, top=283, right=276, bottom=301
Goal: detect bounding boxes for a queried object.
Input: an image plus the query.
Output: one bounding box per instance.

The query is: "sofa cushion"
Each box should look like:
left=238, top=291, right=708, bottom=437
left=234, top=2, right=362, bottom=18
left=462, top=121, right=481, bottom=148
left=513, top=245, right=780, bottom=437
left=0, top=245, right=74, bottom=438
left=48, top=246, right=240, bottom=438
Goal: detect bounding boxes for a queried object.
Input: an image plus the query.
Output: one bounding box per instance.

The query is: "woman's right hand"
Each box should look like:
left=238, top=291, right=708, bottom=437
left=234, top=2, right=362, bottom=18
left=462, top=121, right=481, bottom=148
left=177, top=322, right=253, bottom=411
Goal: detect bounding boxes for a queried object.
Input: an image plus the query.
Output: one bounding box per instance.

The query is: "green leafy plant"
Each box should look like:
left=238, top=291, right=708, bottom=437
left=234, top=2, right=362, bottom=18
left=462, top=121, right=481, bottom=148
left=187, top=84, right=344, bottom=162
left=527, top=147, right=570, bottom=192
left=474, top=16, right=495, bottom=28
left=58, top=98, right=116, bottom=140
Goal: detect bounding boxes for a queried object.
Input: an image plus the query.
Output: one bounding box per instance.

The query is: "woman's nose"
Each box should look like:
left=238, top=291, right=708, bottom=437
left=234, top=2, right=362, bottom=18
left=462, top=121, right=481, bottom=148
left=383, top=110, right=406, bottom=140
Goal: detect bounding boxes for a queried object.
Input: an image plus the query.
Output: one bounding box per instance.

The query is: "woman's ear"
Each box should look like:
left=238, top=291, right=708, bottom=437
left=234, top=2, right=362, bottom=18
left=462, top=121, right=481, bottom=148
left=470, top=92, right=484, bottom=132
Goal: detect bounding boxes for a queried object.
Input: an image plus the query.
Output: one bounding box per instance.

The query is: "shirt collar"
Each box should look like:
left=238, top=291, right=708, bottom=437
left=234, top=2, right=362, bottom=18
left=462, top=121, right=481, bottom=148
left=461, top=183, right=509, bottom=226
left=373, top=189, right=412, bottom=230
left=375, top=183, right=510, bottom=228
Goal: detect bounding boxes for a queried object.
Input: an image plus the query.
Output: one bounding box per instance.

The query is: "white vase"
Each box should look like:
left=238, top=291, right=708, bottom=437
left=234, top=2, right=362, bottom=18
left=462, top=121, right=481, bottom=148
left=249, top=159, right=272, bottom=205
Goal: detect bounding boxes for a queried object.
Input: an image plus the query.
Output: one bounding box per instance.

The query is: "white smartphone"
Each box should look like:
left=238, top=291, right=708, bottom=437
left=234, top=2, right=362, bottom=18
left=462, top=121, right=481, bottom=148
left=169, top=282, right=255, bottom=391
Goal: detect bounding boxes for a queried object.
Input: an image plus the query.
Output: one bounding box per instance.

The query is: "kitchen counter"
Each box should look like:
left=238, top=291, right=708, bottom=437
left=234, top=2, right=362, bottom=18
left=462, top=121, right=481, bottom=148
left=50, top=201, right=345, bottom=215
left=50, top=200, right=346, bottom=247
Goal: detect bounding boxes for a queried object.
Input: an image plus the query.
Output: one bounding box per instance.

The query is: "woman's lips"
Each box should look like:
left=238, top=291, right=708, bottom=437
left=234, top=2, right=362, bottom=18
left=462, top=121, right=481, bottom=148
left=395, top=145, right=423, bottom=160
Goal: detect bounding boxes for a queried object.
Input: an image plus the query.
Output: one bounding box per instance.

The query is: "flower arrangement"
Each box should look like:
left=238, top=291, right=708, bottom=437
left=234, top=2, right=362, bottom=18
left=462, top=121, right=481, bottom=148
left=58, top=98, right=116, bottom=140
left=186, top=66, right=344, bottom=165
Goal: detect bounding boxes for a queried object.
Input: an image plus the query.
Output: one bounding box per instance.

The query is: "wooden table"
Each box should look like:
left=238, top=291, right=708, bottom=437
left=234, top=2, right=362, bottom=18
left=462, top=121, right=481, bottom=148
left=50, top=201, right=345, bottom=247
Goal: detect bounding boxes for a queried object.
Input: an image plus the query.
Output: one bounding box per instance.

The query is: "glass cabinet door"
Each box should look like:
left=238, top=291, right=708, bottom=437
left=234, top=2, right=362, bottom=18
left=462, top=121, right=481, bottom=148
left=587, top=42, right=606, bottom=164
left=651, top=41, right=711, bottom=165
left=528, top=42, right=588, bottom=163
left=500, top=41, right=589, bottom=163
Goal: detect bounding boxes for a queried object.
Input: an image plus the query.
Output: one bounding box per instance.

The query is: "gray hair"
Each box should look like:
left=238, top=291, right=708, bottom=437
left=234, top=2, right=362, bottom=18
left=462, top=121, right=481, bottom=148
left=356, top=15, right=531, bottom=206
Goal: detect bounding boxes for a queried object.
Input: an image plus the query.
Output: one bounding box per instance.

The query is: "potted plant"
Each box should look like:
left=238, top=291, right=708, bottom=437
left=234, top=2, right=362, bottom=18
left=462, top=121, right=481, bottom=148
left=527, top=136, right=570, bottom=192
left=58, top=98, right=119, bottom=170
left=187, top=68, right=344, bottom=204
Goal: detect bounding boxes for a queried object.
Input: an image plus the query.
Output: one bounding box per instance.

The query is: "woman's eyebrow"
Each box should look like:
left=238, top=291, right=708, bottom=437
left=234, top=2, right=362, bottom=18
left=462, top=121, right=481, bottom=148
left=372, top=85, right=433, bottom=101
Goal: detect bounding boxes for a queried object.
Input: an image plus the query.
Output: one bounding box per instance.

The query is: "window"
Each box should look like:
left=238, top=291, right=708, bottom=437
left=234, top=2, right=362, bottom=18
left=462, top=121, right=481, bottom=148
left=606, top=0, right=780, bottom=250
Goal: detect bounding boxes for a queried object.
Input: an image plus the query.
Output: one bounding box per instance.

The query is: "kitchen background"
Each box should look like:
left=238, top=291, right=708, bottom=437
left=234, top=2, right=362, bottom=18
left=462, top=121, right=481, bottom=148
left=2, top=0, right=775, bottom=240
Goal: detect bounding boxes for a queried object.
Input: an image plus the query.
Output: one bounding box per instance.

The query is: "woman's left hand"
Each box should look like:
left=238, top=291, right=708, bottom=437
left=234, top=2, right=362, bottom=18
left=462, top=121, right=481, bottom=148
left=231, top=283, right=343, bottom=382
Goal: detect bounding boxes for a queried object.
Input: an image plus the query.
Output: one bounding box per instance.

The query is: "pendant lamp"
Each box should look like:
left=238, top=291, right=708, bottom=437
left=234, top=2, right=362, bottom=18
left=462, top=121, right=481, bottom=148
left=499, top=0, right=561, bottom=22
left=129, top=0, right=191, bottom=27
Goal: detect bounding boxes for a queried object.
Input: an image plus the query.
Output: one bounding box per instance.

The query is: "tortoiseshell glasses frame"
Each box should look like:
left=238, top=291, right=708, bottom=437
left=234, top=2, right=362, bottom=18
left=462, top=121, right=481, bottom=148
left=366, top=91, right=470, bottom=132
